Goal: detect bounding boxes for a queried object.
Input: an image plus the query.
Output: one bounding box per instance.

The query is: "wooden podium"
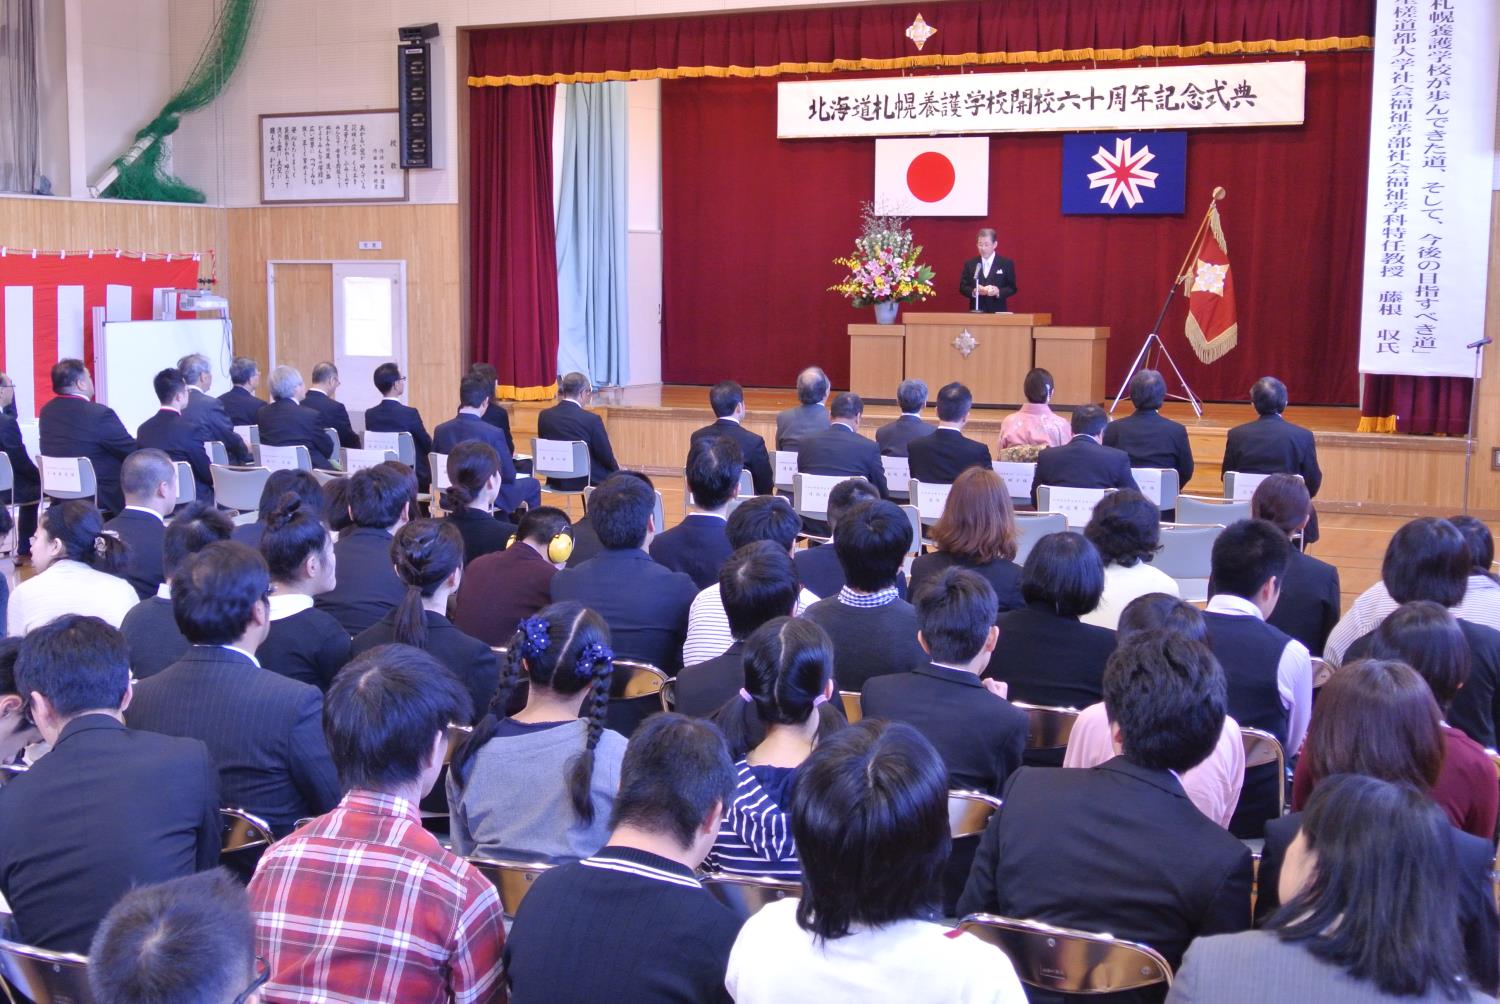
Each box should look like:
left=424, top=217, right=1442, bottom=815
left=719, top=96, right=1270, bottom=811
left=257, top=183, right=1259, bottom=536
left=850, top=312, right=1055, bottom=406
left=1032, top=326, right=1110, bottom=406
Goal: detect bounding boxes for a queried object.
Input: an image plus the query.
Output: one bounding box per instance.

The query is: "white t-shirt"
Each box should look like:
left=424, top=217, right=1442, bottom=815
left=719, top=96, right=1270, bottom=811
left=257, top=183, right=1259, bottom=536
left=8, top=559, right=140, bottom=635
left=726, top=899, right=1026, bottom=1003
left=1079, top=560, right=1180, bottom=631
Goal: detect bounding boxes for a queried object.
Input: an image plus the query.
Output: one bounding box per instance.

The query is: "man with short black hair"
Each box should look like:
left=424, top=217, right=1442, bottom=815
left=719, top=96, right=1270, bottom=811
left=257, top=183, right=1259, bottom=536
left=365, top=361, right=434, bottom=490
left=802, top=499, right=926, bottom=692
left=1030, top=403, right=1139, bottom=506
left=179, top=352, right=252, bottom=465
left=37, top=358, right=137, bottom=514
left=650, top=435, right=742, bottom=589
left=793, top=477, right=909, bottom=600
left=314, top=463, right=412, bottom=634
left=536, top=371, right=619, bottom=491
left=301, top=361, right=359, bottom=449
left=907, top=381, right=992, bottom=485
left=434, top=374, right=539, bottom=513
left=128, top=541, right=340, bottom=835
left=691, top=380, right=773, bottom=494
left=105, top=448, right=178, bottom=599
left=0, top=615, right=220, bottom=954
left=90, top=871, right=262, bottom=1004
left=453, top=506, right=573, bottom=646
left=552, top=471, right=697, bottom=671
left=257, top=366, right=335, bottom=470
left=1103, top=369, right=1194, bottom=487
left=775, top=366, right=831, bottom=453
left=136, top=368, right=213, bottom=501
left=118, top=502, right=235, bottom=678
left=504, top=713, right=741, bottom=1003
left=249, top=645, right=505, bottom=1004
left=795, top=391, right=887, bottom=496
left=219, top=356, right=265, bottom=427
left=1223, top=375, right=1323, bottom=543
left=466, top=362, right=516, bottom=455
left=876, top=378, right=934, bottom=457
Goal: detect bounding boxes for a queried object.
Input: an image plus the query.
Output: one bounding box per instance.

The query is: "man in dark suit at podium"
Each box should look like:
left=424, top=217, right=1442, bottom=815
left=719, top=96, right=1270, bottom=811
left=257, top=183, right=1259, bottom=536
left=875, top=379, right=935, bottom=458
left=136, top=369, right=213, bottom=502
left=217, top=356, right=265, bottom=427
left=1223, top=376, right=1323, bottom=544
left=364, top=362, right=434, bottom=491
left=536, top=372, right=619, bottom=492
left=796, top=392, right=887, bottom=497
left=690, top=380, right=773, bottom=495
left=1103, top=369, right=1194, bottom=488
left=907, top=382, right=991, bottom=485
left=1031, top=404, right=1138, bottom=507
left=957, top=227, right=1017, bottom=313
left=38, top=358, right=137, bottom=515
left=257, top=366, right=335, bottom=471
left=301, top=362, right=360, bottom=450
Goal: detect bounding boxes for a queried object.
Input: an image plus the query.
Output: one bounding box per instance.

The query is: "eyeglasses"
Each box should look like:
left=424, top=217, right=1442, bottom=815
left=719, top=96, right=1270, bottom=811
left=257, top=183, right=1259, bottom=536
left=232, top=956, right=270, bottom=1004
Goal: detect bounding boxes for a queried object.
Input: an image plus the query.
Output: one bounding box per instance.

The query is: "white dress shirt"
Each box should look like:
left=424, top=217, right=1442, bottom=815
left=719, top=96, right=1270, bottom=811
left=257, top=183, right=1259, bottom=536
left=1323, top=573, right=1500, bottom=665
left=267, top=593, right=315, bottom=622
left=1205, top=592, right=1313, bottom=757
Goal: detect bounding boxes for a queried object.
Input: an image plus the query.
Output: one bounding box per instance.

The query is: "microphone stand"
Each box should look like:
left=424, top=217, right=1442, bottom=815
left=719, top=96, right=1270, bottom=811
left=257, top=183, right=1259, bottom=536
left=1461, top=336, right=1491, bottom=515
left=970, top=261, right=982, bottom=313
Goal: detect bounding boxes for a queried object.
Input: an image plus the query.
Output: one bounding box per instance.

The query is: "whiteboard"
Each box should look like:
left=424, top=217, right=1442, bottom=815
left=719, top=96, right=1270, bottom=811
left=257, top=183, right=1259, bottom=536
left=95, top=319, right=233, bottom=437
left=260, top=110, right=408, bottom=204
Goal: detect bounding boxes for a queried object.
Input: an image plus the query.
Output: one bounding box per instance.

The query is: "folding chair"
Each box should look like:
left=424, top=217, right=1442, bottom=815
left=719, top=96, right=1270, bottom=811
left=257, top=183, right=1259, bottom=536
left=948, top=790, right=1003, bottom=839
left=466, top=856, right=555, bottom=920
left=1224, top=471, right=1304, bottom=502
left=1131, top=467, right=1181, bottom=514
left=310, top=469, right=345, bottom=488
left=430, top=453, right=451, bottom=492
left=364, top=430, right=416, bottom=469
left=1311, top=657, right=1335, bottom=690
left=0, top=453, right=30, bottom=558
left=839, top=690, right=862, bottom=722
left=341, top=447, right=397, bottom=474
left=791, top=473, right=861, bottom=525
left=205, top=440, right=229, bottom=466
left=211, top=464, right=270, bottom=520
left=531, top=438, right=592, bottom=513
left=1154, top=522, right=1226, bottom=603
left=323, top=428, right=339, bottom=461
left=582, top=485, right=664, bottom=534
left=881, top=456, right=911, bottom=501
left=258, top=444, right=311, bottom=472
left=220, top=806, right=275, bottom=883
left=0, top=938, right=93, bottom=1004
left=659, top=677, right=677, bottom=713
left=419, top=722, right=474, bottom=834
left=958, top=914, right=1173, bottom=994
left=701, top=873, right=800, bottom=920
left=1241, top=727, right=1287, bottom=820
left=37, top=455, right=97, bottom=506
left=233, top=424, right=261, bottom=465
left=1035, top=485, right=1114, bottom=528
left=1011, top=701, right=1080, bottom=751
left=992, top=461, right=1036, bottom=508
left=772, top=451, right=798, bottom=492
left=686, top=468, right=755, bottom=514
left=907, top=479, right=952, bottom=527
left=1014, top=511, right=1067, bottom=565
left=899, top=504, right=922, bottom=556
left=1177, top=494, right=1251, bottom=525
left=173, top=461, right=194, bottom=506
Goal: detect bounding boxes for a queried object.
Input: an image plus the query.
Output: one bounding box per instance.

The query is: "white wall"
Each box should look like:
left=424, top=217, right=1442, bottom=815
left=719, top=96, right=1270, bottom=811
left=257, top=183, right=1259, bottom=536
left=79, top=0, right=173, bottom=189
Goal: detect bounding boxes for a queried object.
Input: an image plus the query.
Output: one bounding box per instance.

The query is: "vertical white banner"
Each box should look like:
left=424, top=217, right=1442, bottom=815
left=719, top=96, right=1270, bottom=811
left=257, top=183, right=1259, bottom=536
left=1358, top=0, right=1500, bottom=378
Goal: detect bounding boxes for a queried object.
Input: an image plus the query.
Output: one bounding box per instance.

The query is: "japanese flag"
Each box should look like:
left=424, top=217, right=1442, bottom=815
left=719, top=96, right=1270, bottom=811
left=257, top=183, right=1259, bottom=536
left=874, top=137, right=989, bottom=216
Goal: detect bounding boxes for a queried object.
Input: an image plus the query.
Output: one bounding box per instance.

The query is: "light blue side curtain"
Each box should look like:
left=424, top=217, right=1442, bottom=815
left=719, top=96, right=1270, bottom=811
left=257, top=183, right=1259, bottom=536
left=555, top=82, right=628, bottom=387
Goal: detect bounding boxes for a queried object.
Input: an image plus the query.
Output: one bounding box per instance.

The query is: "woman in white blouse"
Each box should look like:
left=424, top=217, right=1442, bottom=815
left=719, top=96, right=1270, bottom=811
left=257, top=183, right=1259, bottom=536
left=9, top=500, right=137, bottom=635
left=1079, top=490, right=1179, bottom=630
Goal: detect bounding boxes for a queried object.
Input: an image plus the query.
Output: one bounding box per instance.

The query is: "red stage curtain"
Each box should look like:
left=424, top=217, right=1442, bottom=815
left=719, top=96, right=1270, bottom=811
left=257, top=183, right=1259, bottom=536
left=468, top=85, right=559, bottom=401
left=467, top=0, right=1371, bottom=85
left=1360, top=374, right=1472, bottom=435
left=661, top=54, right=1371, bottom=403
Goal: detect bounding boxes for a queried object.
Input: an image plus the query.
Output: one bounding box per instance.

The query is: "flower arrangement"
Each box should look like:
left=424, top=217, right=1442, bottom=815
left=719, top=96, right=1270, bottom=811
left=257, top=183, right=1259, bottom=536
left=829, top=203, right=937, bottom=307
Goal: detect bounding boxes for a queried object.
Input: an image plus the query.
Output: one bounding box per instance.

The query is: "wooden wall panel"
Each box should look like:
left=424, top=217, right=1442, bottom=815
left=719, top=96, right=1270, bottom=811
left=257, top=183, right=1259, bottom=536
left=271, top=264, right=333, bottom=376
left=0, top=194, right=220, bottom=282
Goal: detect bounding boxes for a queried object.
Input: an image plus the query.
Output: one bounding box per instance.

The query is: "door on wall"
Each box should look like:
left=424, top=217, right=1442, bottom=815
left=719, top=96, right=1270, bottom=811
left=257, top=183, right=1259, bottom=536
left=270, top=263, right=333, bottom=377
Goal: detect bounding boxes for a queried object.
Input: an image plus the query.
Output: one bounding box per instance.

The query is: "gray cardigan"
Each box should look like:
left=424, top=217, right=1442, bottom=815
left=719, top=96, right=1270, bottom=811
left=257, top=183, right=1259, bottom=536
left=447, top=719, right=627, bottom=862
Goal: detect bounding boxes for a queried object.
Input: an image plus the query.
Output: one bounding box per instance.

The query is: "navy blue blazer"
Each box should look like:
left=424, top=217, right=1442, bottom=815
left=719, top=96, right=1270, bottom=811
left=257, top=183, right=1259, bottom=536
left=37, top=394, right=136, bottom=514
left=217, top=385, right=266, bottom=427
left=551, top=548, right=697, bottom=671
left=257, top=397, right=334, bottom=470
left=433, top=414, right=539, bottom=514
left=314, top=526, right=405, bottom=636
left=301, top=389, right=359, bottom=449
left=689, top=418, right=773, bottom=496
left=1031, top=435, right=1139, bottom=506
left=1102, top=408, right=1194, bottom=486
left=796, top=423, right=887, bottom=497
left=104, top=507, right=167, bottom=600
left=536, top=400, right=619, bottom=490
left=136, top=408, right=212, bottom=500
left=648, top=513, right=732, bottom=590
left=480, top=400, right=516, bottom=455
left=366, top=398, right=433, bottom=487
left=184, top=387, right=251, bottom=464
left=1223, top=412, right=1323, bottom=542
left=906, top=427, right=992, bottom=485
left=352, top=610, right=499, bottom=724
left=0, top=411, right=39, bottom=500
left=875, top=414, right=936, bottom=457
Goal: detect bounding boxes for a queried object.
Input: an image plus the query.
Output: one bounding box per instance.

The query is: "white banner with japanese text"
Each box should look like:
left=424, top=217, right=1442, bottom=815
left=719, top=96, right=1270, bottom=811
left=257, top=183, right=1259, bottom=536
left=1358, top=0, right=1499, bottom=378
left=775, top=62, right=1306, bottom=139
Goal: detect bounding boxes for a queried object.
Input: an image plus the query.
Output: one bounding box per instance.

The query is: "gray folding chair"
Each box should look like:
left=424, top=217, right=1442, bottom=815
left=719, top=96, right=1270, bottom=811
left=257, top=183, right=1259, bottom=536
left=323, top=428, right=339, bottom=460
left=1131, top=467, right=1181, bottom=514
left=467, top=856, right=555, bottom=920
left=582, top=485, right=664, bottom=533
left=258, top=444, right=311, bottom=472
left=792, top=473, right=860, bottom=524
left=205, top=440, right=229, bottom=466
left=1177, top=495, right=1251, bottom=525
left=839, top=690, right=862, bottom=722
left=341, top=447, right=397, bottom=473
left=701, top=873, right=800, bottom=920
left=1154, top=522, right=1226, bottom=603
left=0, top=937, right=94, bottom=1004
left=1224, top=471, right=1304, bottom=502
left=211, top=464, right=271, bottom=517
left=1011, top=701, right=1080, bottom=751
left=1241, top=726, right=1287, bottom=819
left=772, top=450, right=798, bottom=492
left=532, top=437, right=592, bottom=512
left=1013, top=511, right=1067, bottom=565
left=958, top=914, right=1173, bottom=994
left=992, top=460, right=1036, bottom=507
left=364, top=430, right=416, bottom=469
left=881, top=455, right=911, bottom=501
left=686, top=468, right=755, bottom=513
left=173, top=461, right=194, bottom=506
left=908, top=478, right=952, bottom=527
left=1035, top=485, right=1114, bottom=528
left=37, top=455, right=97, bottom=505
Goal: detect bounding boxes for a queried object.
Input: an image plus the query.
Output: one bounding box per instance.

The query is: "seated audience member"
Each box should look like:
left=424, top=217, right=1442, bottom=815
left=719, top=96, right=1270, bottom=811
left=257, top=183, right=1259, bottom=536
left=249, top=645, right=505, bottom=1004
left=322, top=475, right=354, bottom=533
left=907, top=381, right=992, bottom=485
left=651, top=434, right=741, bottom=589
left=315, top=463, right=411, bottom=635
left=908, top=466, right=1025, bottom=614
left=1254, top=659, right=1499, bottom=993
left=0, top=371, right=40, bottom=559
left=997, top=367, right=1071, bottom=450
left=1102, top=369, right=1194, bottom=488
left=0, top=639, right=39, bottom=767
left=1171, top=775, right=1496, bottom=1004
left=0, top=615, right=219, bottom=954
left=795, top=392, right=887, bottom=496
left=179, top=352, right=251, bottom=466
left=218, top=355, right=266, bottom=427
left=352, top=520, right=497, bottom=721
left=255, top=365, right=334, bottom=470
left=691, top=379, right=774, bottom=494
left=536, top=371, right=619, bottom=491
left=1065, top=594, right=1246, bottom=830
left=1080, top=489, right=1179, bottom=629
left=962, top=631, right=1253, bottom=995
left=683, top=495, right=818, bottom=665
left=551, top=472, right=697, bottom=671
left=729, top=720, right=1026, bottom=1003
left=875, top=378, right=934, bottom=457
left=706, top=618, right=841, bottom=878
left=135, top=368, right=212, bottom=501
left=37, top=358, right=137, bottom=514
left=563, top=507, right=604, bottom=566
left=89, top=871, right=263, bottom=1004
left=128, top=542, right=340, bottom=835
left=449, top=602, right=625, bottom=860
left=792, top=478, right=907, bottom=601
left=1251, top=474, right=1341, bottom=654
left=300, top=361, right=359, bottom=449
left=775, top=366, right=832, bottom=454
left=1031, top=403, right=1139, bottom=505
left=231, top=468, right=322, bottom=549
left=1299, top=604, right=1498, bottom=839
left=677, top=542, right=799, bottom=716
left=466, top=361, right=516, bottom=454
left=434, top=374, right=539, bottom=514
left=9, top=500, right=136, bottom=634
left=439, top=441, right=517, bottom=563
left=453, top=506, right=572, bottom=646
left=1222, top=375, right=1323, bottom=543
left=803, top=500, right=927, bottom=692
left=256, top=493, right=349, bottom=691
left=1453, top=514, right=1500, bottom=613
left=119, top=502, right=233, bottom=678
left=104, top=448, right=178, bottom=599
left=504, top=714, right=742, bottom=1003
left=364, top=361, right=434, bottom=490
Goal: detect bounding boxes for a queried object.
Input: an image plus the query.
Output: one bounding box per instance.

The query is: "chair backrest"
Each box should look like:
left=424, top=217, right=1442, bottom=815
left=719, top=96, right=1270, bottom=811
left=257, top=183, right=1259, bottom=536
left=1224, top=470, right=1303, bottom=502
left=1130, top=467, right=1181, bottom=512
left=992, top=461, right=1036, bottom=504
left=211, top=464, right=271, bottom=513
left=341, top=447, right=396, bottom=474
left=659, top=677, right=677, bottom=713
left=323, top=428, right=339, bottom=460
left=1241, top=726, right=1287, bottom=818
left=1035, top=485, right=1114, bottom=528
left=958, top=914, right=1173, bottom=994
left=364, top=430, right=416, bottom=468
left=259, top=443, right=311, bottom=472
left=1311, top=657, right=1335, bottom=689
left=701, top=873, right=801, bottom=920
left=948, top=790, right=1003, bottom=838
left=220, top=806, right=275, bottom=881
left=38, top=455, right=97, bottom=501
left=1176, top=494, right=1251, bottom=526
left=531, top=437, right=590, bottom=482
left=1011, top=701, right=1080, bottom=750
left=881, top=456, right=911, bottom=499
left=444, top=722, right=474, bottom=766
left=839, top=690, right=862, bottom=722
left=310, top=468, right=345, bottom=488
left=772, top=450, right=798, bottom=491
left=172, top=461, right=194, bottom=506
left=908, top=479, right=952, bottom=525
left=466, top=856, right=555, bottom=918
left=233, top=423, right=260, bottom=448
left=0, top=451, right=15, bottom=494
left=430, top=453, right=452, bottom=492
left=1153, top=522, right=1226, bottom=603
left=899, top=504, right=922, bottom=556
left=0, top=938, right=94, bottom=1004
left=204, top=440, right=229, bottom=466
left=792, top=473, right=861, bottom=520
left=612, top=660, right=670, bottom=700
left=1014, top=511, right=1068, bottom=565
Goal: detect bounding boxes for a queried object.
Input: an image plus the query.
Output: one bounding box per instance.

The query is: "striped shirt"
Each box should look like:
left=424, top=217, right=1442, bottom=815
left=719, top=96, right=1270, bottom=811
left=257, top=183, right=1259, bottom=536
left=704, top=761, right=800, bottom=879
left=1324, top=573, right=1500, bottom=665
left=682, top=583, right=819, bottom=667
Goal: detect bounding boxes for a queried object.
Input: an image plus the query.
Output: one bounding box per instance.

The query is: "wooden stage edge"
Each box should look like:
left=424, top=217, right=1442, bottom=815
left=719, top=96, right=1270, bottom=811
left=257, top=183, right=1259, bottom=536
left=509, top=385, right=1487, bottom=521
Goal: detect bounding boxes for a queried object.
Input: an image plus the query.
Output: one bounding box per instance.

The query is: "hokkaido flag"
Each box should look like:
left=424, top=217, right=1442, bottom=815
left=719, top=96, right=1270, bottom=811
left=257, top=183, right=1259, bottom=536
left=1183, top=203, right=1238, bottom=363
left=873, top=137, right=988, bottom=216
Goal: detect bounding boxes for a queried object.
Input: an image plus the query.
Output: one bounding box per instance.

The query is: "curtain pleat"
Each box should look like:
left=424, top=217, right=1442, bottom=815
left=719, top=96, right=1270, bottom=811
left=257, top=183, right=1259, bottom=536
left=0, top=0, right=40, bottom=195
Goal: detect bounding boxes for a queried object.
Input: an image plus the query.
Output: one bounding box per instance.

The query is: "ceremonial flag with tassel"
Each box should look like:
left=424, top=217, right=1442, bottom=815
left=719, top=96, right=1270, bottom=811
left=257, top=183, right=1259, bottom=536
left=1183, top=203, right=1237, bottom=363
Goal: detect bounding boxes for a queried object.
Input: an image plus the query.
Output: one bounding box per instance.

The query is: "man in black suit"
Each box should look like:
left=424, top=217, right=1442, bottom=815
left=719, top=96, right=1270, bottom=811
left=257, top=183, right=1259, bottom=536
left=959, top=631, right=1254, bottom=1001
left=104, top=449, right=177, bottom=600
left=690, top=380, right=773, bottom=495
left=1222, top=376, right=1323, bottom=543
left=257, top=366, right=335, bottom=470
left=551, top=472, right=698, bottom=672
left=433, top=375, right=540, bottom=514
left=1031, top=403, right=1139, bottom=507
left=1102, top=369, right=1194, bottom=488
left=774, top=367, right=831, bottom=454
left=217, top=355, right=265, bottom=427
left=1250, top=474, right=1340, bottom=654
left=795, top=392, right=887, bottom=496
left=364, top=362, right=433, bottom=490
left=794, top=478, right=906, bottom=600
left=467, top=362, right=516, bottom=456
left=536, top=371, right=619, bottom=492
left=907, top=381, right=991, bottom=485
left=0, top=372, right=40, bottom=557
left=179, top=353, right=251, bottom=465
left=0, top=615, right=220, bottom=954
left=128, top=541, right=341, bottom=836
left=37, top=358, right=137, bottom=514
left=118, top=502, right=233, bottom=678
left=315, top=464, right=411, bottom=636
left=875, top=379, right=934, bottom=457
left=137, top=369, right=213, bottom=501
left=957, top=227, right=1017, bottom=313
left=650, top=436, right=739, bottom=590
left=301, top=362, right=360, bottom=449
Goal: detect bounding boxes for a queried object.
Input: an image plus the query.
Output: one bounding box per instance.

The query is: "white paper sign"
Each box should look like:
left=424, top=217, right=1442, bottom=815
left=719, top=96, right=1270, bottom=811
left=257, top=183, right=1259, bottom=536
left=992, top=461, right=1036, bottom=499
left=431, top=453, right=451, bottom=490
left=796, top=474, right=864, bottom=517
left=1040, top=486, right=1114, bottom=528
left=911, top=481, right=952, bottom=522
left=881, top=456, right=911, bottom=487
left=259, top=445, right=303, bottom=471
left=533, top=439, right=577, bottom=475
left=233, top=425, right=256, bottom=446
left=344, top=448, right=393, bottom=473
left=1226, top=471, right=1272, bottom=502
left=363, top=431, right=401, bottom=454
left=1132, top=468, right=1164, bottom=507
left=774, top=451, right=799, bottom=489
left=40, top=456, right=82, bottom=493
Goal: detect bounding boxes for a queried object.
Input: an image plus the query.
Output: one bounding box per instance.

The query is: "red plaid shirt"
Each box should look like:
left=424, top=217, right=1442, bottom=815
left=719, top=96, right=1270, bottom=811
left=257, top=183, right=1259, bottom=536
left=249, top=790, right=506, bottom=1003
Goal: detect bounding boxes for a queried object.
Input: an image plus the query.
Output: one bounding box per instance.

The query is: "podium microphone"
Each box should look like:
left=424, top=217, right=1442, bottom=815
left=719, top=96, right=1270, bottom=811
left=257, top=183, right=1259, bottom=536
left=971, top=262, right=982, bottom=313
left=1467, top=337, right=1493, bottom=349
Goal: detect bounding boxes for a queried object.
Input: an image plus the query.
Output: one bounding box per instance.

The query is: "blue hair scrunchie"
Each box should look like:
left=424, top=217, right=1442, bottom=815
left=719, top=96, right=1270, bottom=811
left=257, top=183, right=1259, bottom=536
left=516, top=616, right=551, bottom=662
left=575, top=640, right=613, bottom=678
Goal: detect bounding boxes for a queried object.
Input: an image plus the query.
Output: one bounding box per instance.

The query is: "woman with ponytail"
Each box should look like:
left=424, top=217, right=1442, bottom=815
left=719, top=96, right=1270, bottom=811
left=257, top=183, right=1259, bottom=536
left=351, top=518, right=497, bottom=721
left=448, top=600, right=627, bottom=860
left=706, top=616, right=843, bottom=878
left=441, top=441, right=516, bottom=564
left=10, top=500, right=136, bottom=634
left=257, top=492, right=351, bottom=690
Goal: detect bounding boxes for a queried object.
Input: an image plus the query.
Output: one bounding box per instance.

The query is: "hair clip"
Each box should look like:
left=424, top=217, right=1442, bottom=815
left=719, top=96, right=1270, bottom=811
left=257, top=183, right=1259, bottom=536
left=739, top=688, right=754, bottom=703
left=516, top=616, right=551, bottom=661
left=575, top=640, right=613, bottom=676
left=812, top=694, right=830, bottom=707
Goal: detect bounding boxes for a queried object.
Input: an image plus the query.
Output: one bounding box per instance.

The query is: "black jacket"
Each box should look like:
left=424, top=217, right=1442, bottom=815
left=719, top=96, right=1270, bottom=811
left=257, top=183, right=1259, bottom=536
left=104, top=507, right=167, bottom=599
left=1031, top=435, right=1140, bottom=506
left=986, top=601, right=1117, bottom=711
left=649, top=513, right=732, bottom=590
left=217, top=385, right=266, bottom=427
left=365, top=398, right=434, bottom=487
left=301, top=389, right=359, bottom=449
left=444, top=506, right=518, bottom=566
left=353, top=610, right=499, bottom=724
left=1102, top=408, right=1194, bottom=486
left=793, top=542, right=908, bottom=601
left=136, top=408, right=213, bottom=501
left=907, top=427, right=992, bottom=485
left=184, top=386, right=251, bottom=464
left=434, top=413, right=538, bottom=515
left=119, top=595, right=189, bottom=677
left=1222, top=413, right=1323, bottom=543
left=875, top=414, right=936, bottom=457
left=958, top=253, right=1018, bottom=312
left=796, top=423, right=887, bottom=497
left=314, top=526, right=405, bottom=636
left=480, top=400, right=516, bottom=455
left=551, top=549, right=698, bottom=672
left=690, top=419, right=774, bottom=496
left=1266, top=548, right=1340, bottom=656
left=536, top=400, right=619, bottom=490
left=37, top=394, right=136, bottom=514
left=260, top=606, right=353, bottom=692
left=675, top=641, right=746, bottom=718
left=257, top=397, right=334, bottom=470
left=0, top=411, right=40, bottom=502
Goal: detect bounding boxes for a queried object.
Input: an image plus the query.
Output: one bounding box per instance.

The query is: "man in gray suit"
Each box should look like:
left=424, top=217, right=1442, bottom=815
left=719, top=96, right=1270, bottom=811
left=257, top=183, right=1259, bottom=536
left=875, top=379, right=935, bottom=457
left=774, top=366, right=831, bottom=453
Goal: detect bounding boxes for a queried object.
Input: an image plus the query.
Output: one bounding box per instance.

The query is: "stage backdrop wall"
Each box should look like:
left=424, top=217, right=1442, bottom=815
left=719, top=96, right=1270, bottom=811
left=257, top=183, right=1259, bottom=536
left=661, top=53, right=1370, bottom=404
